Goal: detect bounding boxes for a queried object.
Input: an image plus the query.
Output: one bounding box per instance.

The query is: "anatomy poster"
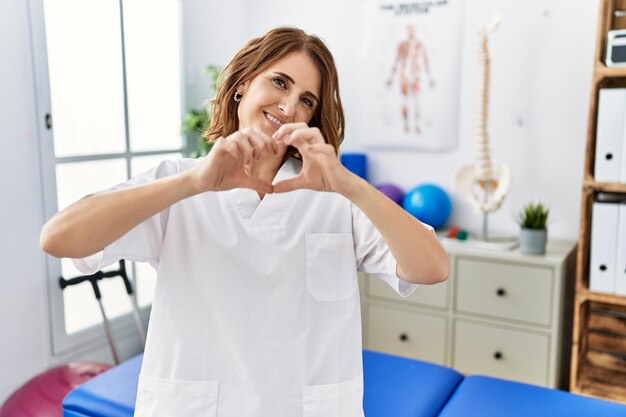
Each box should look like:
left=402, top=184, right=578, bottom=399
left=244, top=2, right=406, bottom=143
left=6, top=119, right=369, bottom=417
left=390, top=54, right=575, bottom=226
left=360, top=0, right=462, bottom=150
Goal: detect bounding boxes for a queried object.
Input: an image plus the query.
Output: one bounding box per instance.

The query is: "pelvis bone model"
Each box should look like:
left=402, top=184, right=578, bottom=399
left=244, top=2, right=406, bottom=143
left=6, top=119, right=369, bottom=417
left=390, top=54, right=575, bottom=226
left=454, top=15, right=510, bottom=214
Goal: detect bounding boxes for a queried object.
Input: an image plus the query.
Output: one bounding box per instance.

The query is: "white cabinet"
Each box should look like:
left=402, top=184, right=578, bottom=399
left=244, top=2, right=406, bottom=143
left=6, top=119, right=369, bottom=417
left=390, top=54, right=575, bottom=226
left=360, top=240, right=577, bottom=389
left=453, top=319, right=550, bottom=386
left=367, top=304, right=447, bottom=365
left=455, top=258, right=553, bottom=326
left=368, top=268, right=450, bottom=310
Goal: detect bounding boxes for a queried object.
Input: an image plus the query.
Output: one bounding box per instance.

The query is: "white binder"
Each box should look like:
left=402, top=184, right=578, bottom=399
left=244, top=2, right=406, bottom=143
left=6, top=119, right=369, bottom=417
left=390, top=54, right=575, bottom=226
left=589, top=202, right=619, bottom=294
left=595, top=88, right=626, bottom=183
left=616, top=204, right=626, bottom=295
left=622, top=129, right=626, bottom=184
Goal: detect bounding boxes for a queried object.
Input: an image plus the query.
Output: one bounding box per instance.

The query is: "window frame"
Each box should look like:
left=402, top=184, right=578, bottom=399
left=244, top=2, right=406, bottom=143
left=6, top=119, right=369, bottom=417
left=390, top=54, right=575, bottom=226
left=28, top=0, right=189, bottom=356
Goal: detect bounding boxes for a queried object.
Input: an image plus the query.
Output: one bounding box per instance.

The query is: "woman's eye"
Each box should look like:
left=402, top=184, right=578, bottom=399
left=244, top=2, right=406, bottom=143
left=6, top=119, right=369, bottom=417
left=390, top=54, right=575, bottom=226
left=301, top=97, right=314, bottom=108
left=272, top=77, right=287, bottom=88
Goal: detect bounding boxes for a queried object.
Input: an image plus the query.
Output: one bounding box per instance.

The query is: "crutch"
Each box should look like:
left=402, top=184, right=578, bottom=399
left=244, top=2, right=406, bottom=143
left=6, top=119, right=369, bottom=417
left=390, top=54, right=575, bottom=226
left=59, top=260, right=146, bottom=365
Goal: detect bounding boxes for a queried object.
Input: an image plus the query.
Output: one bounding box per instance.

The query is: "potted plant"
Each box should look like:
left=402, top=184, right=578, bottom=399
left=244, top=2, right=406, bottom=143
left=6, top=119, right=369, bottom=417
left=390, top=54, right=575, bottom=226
left=517, top=202, right=550, bottom=255
left=182, top=65, right=221, bottom=158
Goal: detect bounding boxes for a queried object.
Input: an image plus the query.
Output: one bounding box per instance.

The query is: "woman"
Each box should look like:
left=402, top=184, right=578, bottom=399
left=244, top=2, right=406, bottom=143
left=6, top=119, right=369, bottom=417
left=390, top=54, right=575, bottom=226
left=40, top=27, right=448, bottom=417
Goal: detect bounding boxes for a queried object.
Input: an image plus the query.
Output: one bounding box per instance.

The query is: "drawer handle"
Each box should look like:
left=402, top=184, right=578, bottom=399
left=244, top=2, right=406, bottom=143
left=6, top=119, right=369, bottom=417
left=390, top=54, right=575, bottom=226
left=496, top=288, right=507, bottom=297
left=493, top=351, right=503, bottom=360
left=399, top=333, right=409, bottom=342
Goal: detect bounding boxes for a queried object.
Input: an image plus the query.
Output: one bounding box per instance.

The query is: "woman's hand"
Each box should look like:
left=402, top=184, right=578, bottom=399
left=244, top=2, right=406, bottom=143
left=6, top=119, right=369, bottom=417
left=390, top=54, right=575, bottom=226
left=272, top=123, right=356, bottom=196
left=190, top=128, right=281, bottom=194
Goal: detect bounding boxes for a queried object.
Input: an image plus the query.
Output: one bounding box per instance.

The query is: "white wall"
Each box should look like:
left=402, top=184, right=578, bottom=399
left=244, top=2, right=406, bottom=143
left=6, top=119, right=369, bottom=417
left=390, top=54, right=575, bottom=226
left=184, top=0, right=599, bottom=240
left=0, top=0, right=49, bottom=401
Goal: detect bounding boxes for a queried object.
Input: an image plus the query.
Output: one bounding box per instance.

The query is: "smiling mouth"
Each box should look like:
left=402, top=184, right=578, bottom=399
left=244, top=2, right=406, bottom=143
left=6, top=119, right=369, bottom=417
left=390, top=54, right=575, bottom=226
left=264, top=112, right=285, bottom=129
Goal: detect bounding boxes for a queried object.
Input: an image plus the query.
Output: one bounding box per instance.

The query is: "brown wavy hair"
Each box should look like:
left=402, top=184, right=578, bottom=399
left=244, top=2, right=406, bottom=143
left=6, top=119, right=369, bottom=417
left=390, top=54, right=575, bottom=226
left=201, top=27, right=345, bottom=161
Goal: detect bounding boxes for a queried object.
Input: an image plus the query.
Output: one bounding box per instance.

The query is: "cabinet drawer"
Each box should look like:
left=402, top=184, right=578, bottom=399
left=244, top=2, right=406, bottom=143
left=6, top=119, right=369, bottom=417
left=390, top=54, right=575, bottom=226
left=455, top=258, right=553, bottom=325
left=367, top=304, right=447, bottom=365
left=367, top=272, right=449, bottom=309
left=453, top=320, right=550, bottom=386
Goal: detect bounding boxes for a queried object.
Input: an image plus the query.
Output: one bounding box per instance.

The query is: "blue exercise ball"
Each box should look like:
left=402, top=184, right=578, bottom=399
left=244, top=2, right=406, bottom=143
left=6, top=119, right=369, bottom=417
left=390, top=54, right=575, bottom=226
left=403, top=184, right=452, bottom=229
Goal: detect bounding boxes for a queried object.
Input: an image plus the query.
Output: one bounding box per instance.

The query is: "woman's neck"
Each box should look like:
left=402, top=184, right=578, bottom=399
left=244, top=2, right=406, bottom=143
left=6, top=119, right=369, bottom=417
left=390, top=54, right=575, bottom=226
left=246, top=154, right=285, bottom=199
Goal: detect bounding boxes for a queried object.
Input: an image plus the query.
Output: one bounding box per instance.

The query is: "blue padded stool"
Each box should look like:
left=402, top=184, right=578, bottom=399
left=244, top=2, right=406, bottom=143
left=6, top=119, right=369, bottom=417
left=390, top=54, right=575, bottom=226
left=63, top=354, right=142, bottom=417
left=438, top=375, right=626, bottom=417
left=363, top=350, right=464, bottom=417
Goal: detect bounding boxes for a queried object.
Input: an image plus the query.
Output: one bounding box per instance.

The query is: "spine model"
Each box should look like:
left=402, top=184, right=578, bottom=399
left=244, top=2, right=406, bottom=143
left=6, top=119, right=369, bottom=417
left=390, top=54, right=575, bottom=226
left=475, top=23, right=496, bottom=188
left=453, top=14, right=510, bottom=215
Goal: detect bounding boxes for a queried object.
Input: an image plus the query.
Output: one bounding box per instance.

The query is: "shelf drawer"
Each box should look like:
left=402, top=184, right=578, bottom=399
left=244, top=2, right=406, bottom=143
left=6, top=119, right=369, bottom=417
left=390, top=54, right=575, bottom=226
left=455, top=257, right=553, bottom=325
left=367, top=304, right=447, bottom=365
left=453, top=319, right=550, bottom=387
left=367, top=271, right=449, bottom=309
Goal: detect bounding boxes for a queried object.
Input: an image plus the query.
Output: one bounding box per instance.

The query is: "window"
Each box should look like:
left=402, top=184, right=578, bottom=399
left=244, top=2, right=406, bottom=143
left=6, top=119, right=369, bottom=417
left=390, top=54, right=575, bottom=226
left=31, top=0, right=186, bottom=353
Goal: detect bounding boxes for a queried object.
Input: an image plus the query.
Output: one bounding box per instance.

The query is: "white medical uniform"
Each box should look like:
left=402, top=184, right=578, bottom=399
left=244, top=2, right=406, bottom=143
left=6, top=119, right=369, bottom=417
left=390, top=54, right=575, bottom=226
left=73, top=156, right=433, bottom=417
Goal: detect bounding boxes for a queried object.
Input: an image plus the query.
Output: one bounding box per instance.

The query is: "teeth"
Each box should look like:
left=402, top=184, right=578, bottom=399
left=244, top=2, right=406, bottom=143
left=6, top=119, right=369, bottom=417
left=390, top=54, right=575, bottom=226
left=265, top=112, right=283, bottom=126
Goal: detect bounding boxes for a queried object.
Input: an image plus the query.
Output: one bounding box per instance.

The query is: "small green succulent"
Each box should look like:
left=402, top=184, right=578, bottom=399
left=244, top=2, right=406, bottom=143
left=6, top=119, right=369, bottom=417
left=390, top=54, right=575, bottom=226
left=517, top=202, right=550, bottom=230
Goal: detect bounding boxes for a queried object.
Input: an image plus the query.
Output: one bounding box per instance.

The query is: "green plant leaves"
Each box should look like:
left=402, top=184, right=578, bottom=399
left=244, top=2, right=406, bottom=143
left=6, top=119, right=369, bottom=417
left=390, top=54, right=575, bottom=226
left=182, top=65, right=221, bottom=158
left=517, top=202, right=549, bottom=229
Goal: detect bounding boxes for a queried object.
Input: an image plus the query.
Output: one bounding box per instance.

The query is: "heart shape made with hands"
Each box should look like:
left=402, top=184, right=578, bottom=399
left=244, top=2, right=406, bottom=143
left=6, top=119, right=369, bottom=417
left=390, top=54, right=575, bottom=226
left=271, top=124, right=352, bottom=195
left=201, top=124, right=353, bottom=197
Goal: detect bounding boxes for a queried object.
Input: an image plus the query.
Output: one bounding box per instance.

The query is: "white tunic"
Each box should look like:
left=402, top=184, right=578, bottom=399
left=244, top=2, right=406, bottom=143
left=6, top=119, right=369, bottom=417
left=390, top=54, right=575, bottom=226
left=73, top=156, right=432, bottom=417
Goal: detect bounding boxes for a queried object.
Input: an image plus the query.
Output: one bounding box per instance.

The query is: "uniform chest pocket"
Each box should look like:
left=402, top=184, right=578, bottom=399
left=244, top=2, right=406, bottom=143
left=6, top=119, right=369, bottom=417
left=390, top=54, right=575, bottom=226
left=134, top=374, right=219, bottom=417
left=305, top=233, right=358, bottom=302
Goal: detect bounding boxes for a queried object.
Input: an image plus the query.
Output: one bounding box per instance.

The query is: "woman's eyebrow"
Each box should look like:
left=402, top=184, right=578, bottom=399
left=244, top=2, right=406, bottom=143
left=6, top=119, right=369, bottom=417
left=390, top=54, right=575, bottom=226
left=273, top=71, right=320, bottom=103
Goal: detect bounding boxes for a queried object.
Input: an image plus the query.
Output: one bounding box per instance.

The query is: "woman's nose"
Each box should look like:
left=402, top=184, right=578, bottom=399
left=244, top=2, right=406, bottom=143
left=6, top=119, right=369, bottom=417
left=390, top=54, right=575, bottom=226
left=278, top=96, right=297, bottom=118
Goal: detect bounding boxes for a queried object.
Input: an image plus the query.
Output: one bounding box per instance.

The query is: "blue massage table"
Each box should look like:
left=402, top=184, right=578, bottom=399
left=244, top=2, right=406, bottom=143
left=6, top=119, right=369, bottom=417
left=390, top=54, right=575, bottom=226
left=63, top=350, right=626, bottom=417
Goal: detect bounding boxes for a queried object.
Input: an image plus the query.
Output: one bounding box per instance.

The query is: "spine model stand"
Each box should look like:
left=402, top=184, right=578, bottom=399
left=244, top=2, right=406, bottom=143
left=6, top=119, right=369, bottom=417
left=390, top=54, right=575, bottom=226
left=454, top=14, right=512, bottom=243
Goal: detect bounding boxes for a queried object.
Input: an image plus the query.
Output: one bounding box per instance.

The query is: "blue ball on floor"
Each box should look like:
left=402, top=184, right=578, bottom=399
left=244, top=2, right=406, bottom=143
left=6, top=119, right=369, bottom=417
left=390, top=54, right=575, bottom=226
left=403, top=184, right=452, bottom=229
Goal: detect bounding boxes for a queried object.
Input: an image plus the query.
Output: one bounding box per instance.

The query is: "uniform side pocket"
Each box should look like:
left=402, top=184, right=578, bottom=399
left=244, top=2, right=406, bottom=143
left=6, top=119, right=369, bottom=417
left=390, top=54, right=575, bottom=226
left=134, top=374, right=219, bottom=417
left=303, top=374, right=364, bottom=417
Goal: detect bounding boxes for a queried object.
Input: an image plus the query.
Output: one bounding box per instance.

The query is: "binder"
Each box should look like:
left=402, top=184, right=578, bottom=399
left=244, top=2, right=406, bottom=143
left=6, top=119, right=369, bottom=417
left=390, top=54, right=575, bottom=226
left=589, top=202, right=619, bottom=294
left=622, top=128, right=626, bottom=184
left=616, top=204, right=626, bottom=296
left=594, top=88, right=626, bottom=183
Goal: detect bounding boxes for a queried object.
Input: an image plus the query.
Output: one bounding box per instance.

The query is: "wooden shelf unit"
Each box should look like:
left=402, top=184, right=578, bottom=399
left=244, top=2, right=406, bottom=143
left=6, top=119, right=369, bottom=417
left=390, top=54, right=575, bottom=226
left=579, top=289, right=626, bottom=305
left=570, top=0, right=626, bottom=404
left=596, top=65, right=626, bottom=79
left=583, top=178, right=626, bottom=193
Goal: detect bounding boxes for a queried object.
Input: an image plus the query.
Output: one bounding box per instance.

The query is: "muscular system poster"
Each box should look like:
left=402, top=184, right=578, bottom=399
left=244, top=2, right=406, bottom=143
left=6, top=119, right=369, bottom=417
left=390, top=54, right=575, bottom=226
left=360, top=0, right=462, bottom=151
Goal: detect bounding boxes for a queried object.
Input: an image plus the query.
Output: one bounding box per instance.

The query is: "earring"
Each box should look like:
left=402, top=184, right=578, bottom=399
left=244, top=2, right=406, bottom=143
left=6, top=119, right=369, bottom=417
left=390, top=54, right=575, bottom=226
left=233, top=91, right=243, bottom=103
